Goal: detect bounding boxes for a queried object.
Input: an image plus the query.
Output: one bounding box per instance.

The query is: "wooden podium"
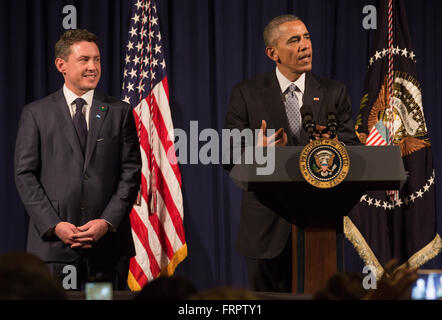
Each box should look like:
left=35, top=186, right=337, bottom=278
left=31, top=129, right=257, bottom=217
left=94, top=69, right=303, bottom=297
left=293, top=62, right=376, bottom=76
left=229, top=145, right=406, bottom=294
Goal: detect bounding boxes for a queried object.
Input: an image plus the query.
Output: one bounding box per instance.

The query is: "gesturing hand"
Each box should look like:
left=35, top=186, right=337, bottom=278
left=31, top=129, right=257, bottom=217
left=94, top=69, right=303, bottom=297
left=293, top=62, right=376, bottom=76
left=257, top=120, right=288, bottom=147
left=71, top=219, right=110, bottom=249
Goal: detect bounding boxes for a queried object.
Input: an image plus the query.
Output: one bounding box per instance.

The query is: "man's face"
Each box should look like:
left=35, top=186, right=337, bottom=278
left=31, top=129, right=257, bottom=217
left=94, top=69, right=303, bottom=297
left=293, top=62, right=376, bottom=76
left=267, top=20, right=312, bottom=79
left=55, top=41, right=101, bottom=96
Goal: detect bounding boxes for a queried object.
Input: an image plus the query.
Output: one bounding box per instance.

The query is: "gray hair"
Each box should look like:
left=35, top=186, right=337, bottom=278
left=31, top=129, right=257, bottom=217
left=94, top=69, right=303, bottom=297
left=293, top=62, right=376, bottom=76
left=263, top=14, right=300, bottom=47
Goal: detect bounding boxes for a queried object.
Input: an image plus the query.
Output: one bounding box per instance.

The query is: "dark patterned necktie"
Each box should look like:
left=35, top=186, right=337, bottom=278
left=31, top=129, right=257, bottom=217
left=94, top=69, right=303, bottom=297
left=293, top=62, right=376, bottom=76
left=284, top=83, right=301, bottom=139
left=73, top=97, right=88, bottom=154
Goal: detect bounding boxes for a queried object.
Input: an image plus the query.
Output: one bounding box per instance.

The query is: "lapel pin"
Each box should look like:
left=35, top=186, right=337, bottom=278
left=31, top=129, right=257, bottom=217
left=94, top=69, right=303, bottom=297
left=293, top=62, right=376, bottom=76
left=96, top=114, right=101, bottom=119
left=313, top=97, right=320, bottom=101
left=99, top=105, right=108, bottom=112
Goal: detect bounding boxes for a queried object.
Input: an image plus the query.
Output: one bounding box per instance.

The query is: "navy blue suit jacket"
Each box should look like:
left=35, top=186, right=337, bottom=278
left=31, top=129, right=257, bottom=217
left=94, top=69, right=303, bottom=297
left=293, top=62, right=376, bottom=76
left=14, top=89, right=141, bottom=264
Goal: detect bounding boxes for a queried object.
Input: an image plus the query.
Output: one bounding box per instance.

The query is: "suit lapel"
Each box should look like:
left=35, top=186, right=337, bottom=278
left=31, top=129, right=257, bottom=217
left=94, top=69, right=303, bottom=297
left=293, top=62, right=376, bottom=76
left=261, top=71, right=295, bottom=145
left=84, top=92, right=109, bottom=172
left=303, top=72, right=323, bottom=124
left=53, top=89, right=85, bottom=168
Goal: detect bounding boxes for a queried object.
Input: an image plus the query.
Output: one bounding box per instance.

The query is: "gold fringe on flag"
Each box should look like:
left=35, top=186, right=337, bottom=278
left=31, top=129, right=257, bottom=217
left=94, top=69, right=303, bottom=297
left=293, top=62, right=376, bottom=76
left=344, top=216, right=442, bottom=279
left=127, top=243, right=188, bottom=291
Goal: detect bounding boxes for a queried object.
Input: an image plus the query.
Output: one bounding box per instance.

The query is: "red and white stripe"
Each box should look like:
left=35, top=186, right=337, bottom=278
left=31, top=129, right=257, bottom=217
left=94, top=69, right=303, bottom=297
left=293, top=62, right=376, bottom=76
left=366, top=126, right=388, bottom=146
left=387, top=0, right=395, bottom=145
left=386, top=0, right=399, bottom=201
left=128, top=77, right=186, bottom=290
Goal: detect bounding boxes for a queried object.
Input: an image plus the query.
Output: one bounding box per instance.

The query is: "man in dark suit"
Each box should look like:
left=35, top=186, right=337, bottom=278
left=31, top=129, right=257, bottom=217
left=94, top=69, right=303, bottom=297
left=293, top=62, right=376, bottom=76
left=225, top=15, right=359, bottom=292
left=14, top=29, right=141, bottom=290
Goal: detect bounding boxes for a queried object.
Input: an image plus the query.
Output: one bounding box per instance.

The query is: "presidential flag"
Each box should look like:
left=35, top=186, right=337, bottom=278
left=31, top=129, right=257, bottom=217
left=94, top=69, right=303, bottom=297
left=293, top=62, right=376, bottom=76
left=121, top=0, right=187, bottom=290
left=344, top=0, right=441, bottom=277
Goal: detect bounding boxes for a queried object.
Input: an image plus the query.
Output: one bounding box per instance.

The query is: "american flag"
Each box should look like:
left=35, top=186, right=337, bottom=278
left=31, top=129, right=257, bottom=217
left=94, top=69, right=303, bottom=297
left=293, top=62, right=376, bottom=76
left=366, top=122, right=388, bottom=146
left=121, top=0, right=187, bottom=290
left=346, top=0, right=441, bottom=277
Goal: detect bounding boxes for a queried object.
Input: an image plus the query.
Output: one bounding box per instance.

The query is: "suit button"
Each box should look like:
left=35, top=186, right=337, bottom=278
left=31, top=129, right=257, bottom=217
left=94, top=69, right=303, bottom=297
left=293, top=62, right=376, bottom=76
left=83, top=174, right=89, bottom=180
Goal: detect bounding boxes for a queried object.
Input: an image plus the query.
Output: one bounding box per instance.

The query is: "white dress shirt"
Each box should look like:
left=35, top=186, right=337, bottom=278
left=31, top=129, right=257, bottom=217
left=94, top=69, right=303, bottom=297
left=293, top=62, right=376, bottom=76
left=275, top=66, right=305, bottom=108
left=63, top=84, right=94, bottom=131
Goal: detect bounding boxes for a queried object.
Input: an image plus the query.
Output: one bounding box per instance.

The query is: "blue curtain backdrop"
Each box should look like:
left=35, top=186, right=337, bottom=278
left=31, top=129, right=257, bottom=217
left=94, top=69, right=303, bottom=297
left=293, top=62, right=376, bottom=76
left=1, top=0, right=441, bottom=290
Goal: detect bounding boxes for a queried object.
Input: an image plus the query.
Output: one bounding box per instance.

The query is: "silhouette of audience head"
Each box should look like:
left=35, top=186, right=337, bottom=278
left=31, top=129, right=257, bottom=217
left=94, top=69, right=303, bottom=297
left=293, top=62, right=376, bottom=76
left=135, top=275, right=197, bottom=300
left=314, top=272, right=366, bottom=300
left=0, top=251, right=66, bottom=300
left=189, top=286, right=260, bottom=300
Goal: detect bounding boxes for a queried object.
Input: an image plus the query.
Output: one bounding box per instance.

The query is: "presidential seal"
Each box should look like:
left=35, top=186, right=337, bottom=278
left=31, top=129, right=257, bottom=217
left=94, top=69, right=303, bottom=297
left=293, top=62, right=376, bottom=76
left=299, top=138, right=350, bottom=189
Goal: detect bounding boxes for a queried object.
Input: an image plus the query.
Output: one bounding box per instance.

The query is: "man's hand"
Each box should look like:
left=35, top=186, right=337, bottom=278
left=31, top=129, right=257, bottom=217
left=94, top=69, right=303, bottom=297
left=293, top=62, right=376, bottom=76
left=314, top=125, right=339, bottom=141
left=257, top=120, right=288, bottom=147
left=71, top=219, right=109, bottom=249
left=363, top=259, right=418, bottom=300
left=55, top=222, right=79, bottom=246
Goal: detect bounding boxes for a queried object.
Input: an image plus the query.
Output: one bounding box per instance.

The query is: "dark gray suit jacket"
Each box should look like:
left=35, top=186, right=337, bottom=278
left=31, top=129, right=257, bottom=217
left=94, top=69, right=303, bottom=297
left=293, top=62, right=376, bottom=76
left=14, top=89, right=141, bottom=265
left=225, top=70, right=359, bottom=259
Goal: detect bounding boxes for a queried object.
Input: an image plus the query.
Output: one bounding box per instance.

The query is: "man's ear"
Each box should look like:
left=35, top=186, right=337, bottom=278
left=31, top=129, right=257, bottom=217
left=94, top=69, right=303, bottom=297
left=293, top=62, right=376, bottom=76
left=55, top=57, right=67, bottom=75
left=265, top=46, right=279, bottom=63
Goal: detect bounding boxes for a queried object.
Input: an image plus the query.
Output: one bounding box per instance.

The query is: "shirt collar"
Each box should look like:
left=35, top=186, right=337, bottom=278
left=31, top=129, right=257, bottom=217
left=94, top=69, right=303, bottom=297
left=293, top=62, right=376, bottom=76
left=63, top=84, right=94, bottom=107
left=275, top=67, right=305, bottom=94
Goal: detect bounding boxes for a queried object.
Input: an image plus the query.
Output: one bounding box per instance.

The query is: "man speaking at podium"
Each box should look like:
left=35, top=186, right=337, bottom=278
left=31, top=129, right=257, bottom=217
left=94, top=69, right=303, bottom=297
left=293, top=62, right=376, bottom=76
left=225, top=15, right=359, bottom=292
left=14, top=29, right=141, bottom=290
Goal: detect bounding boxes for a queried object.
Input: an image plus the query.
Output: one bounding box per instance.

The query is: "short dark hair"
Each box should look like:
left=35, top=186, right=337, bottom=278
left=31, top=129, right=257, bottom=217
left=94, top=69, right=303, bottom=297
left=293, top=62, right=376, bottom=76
left=263, top=14, right=300, bottom=47
left=55, top=29, right=99, bottom=61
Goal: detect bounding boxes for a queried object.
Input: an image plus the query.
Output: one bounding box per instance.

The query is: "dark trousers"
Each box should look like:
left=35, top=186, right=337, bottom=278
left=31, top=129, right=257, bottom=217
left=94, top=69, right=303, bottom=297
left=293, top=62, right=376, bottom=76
left=46, top=254, right=129, bottom=291
left=245, top=238, right=292, bottom=293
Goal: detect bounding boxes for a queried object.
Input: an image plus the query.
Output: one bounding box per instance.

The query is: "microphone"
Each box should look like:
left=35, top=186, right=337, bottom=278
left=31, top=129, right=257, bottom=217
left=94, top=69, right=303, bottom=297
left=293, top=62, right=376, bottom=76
left=300, top=105, right=316, bottom=140
left=326, top=105, right=338, bottom=139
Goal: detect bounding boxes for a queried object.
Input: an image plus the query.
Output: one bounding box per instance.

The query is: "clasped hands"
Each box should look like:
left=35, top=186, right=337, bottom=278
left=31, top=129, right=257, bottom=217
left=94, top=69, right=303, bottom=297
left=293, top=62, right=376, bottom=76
left=256, top=120, right=338, bottom=147
left=55, top=219, right=110, bottom=249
